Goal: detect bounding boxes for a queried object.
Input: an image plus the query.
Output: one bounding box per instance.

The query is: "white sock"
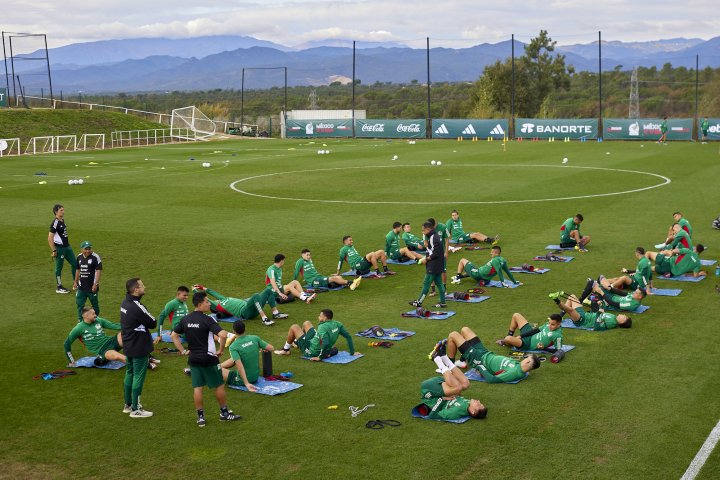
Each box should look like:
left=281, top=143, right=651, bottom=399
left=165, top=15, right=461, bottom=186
left=433, top=356, right=448, bottom=373
left=284, top=342, right=292, bottom=350
left=299, top=293, right=308, bottom=301
left=441, top=355, right=456, bottom=370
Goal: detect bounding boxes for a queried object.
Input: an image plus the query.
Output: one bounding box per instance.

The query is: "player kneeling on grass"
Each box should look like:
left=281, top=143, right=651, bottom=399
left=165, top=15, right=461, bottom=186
left=550, top=291, right=631, bottom=331
left=409, top=221, right=447, bottom=308
left=219, top=320, right=274, bottom=392
left=194, top=284, right=286, bottom=326
left=443, top=327, right=541, bottom=382
left=646, top=245, right=707, bottom=278
left=419, top=343, right=487, bottom=420
left=603, top=247, right=653, bottom=295
left=559, top=214, right=590, bottom=250
left=275, top=309, right=360, bottom=361
left=337, top=235, right=393, bottom=277
left=64, top=307, right=155, bottom=368
left=496, top=313, right=563, bottom=351
left=446, top=209, right=499, bottom=252
left=451, top=246, right=520, bottom=287
left=386, top=222, right=424, bottom=262
left=172, top=291, right=240, bottom=426
left=401, top=223, right=426, bottom=252
left=267, top=254, right=316, bottom=304
left=294, top=249, right=360, bottom=291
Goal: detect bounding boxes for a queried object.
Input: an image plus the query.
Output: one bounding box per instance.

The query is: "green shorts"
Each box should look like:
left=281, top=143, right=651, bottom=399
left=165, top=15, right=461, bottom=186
left=296, top=327, right=317, bottom=356
left=463, top=262, right=487, bottom=282
left=96, top=335, right=121, bottom=358
left=573, top=307, right=596, bottom=328
left=420, top=377, right=445, bottom=400
left=456, top=233, right=473, bottom=244
left=654, top=255, right=672, bottom=275
left=190, top=363, right=223, bottom=389
left=309, top=277, right=330, bottom=288
left=226, top=369, right=259, bottom=386
left=354, top=258, right=372, bottom=275
left=519, top=323, right=535, bottom=350
left=560, top=238, right=577, bottom=248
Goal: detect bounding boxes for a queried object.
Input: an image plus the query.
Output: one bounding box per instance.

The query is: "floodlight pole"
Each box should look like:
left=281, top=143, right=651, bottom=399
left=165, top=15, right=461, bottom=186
left=695, top=54, right=699, bottom=140
left=284, top=66, right=288, bottom=126
left=8, top=35, right=17, bottom=100
left=352, top=41, right=356, bottom=138
left=43, top=34, right=53, bottom=101
left=2, top=32, right=10, bottom=104
left=511, top=34, right=515, bottom=139
left=426, top=37, right=431, bottom=139
left=598, top=31, right=603, bottom=136
left=240, top=68, right=245, bottom=127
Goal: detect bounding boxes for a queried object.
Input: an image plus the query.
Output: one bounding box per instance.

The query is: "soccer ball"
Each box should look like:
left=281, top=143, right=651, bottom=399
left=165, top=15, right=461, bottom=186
left=202, top=162, right=211, bottom=168
left=562, top=157, right=568, bottom=164
left=144, top=158, right=148, bottom=161
left=431, top=160, right=437, bottom=165
left=78, top=179, right=84, bottom=185
left=392, top=155, right=398, bottom=160
left=67, top=180, right=73, bottom=185
left=437, top=161, right=442, bottom=166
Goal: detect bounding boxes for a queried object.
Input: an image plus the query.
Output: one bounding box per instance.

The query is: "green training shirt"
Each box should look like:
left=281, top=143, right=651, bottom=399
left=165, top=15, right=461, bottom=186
left=445, top=218, right=466, bottom=242
left=472, top=256, right=517, bottom=283
left=308, top=319, right=354, bottom=357
left=228, top=334, right=269, bottom=384
left=157, top=298, right=189, bottom=333
left=218, top=296, right=248, bottom=317
left=528, top=323, right=563, bottom=350
left=426, top=397, right=471, bottom=421
left=338, top=245, right=364, bottom=271
left=265, top=264, right=283, bottom=290
left=632, top=256, right=652, bottom=290
left=64, top=317, right=120, bottom=361
left=385, top=230, right=401, bottom=256
left=402, top=231, right=424, bottom=249
left=294, top=257, right=321, bottom=282
left=560, top=217, right=580, bottom=243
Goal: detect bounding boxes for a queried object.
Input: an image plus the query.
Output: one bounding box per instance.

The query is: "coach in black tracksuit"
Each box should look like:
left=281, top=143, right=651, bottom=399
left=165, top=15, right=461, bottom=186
left=121, top=278, right=157, bottom=417
left=411, top=222, right=447, bottom=308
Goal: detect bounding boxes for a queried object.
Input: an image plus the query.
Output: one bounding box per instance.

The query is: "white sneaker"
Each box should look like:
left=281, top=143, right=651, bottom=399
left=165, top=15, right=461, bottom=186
left=449, top=246, right=462, bottom=253
left=450, top=276, right=461, bottom=284
left=654, top=243, right=666, bottom=250
left=129, top=408, right=153, bottom=418
left=262, top=317, right=275, bottom=326
left=122, top=404, right=132, bottom=414
left=455, top=360, right=467, bottom=368
left=274, top=349, right=290, bottom=356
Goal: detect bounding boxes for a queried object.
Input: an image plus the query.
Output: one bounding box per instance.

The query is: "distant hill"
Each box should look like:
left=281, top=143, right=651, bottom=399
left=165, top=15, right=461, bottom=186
left=12, top=35, right=720, bottom=93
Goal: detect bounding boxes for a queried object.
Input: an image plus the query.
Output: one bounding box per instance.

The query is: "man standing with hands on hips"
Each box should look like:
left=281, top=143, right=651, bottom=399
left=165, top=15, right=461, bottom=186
left=48, top=204, right=77, bottom=294
left=121, top=278, right=157, bottom=418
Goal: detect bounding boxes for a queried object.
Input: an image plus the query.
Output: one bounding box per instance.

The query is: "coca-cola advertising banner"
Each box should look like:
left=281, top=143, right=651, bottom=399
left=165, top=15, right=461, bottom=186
left=354, top=119, right=426, bottom=138
left=285, top=119, right=353, bottom=138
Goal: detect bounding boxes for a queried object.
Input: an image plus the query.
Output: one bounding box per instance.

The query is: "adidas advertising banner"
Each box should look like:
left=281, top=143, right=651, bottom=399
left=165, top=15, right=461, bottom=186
left=699, top=118, right=720, bottom=141
left=604, top=118, right=693, bottom=141
left=354, top=119, right=426, bottom=138
left=431, top=119, right=508, bottom=139
left=0, top=88, right=7, bottom=108
left=285, top=119, right=353, bottom=138
left=515, top=118, right=598, bottom=139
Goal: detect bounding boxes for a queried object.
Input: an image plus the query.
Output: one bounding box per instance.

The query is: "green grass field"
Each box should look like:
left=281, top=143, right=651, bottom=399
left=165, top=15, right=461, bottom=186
left=1, top=138, right=719, bottom=479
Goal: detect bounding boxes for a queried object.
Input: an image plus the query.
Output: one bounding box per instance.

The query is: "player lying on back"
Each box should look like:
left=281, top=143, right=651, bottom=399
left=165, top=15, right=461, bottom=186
left=450, top=246, right=520, bottom=287
left=550, top=291, right=632, bottom=330
left=495, top=312, right=563, bottom=351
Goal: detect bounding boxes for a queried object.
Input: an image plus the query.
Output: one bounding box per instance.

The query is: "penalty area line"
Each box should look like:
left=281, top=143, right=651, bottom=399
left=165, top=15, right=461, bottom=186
left=681, top=418, right=720, bottom=480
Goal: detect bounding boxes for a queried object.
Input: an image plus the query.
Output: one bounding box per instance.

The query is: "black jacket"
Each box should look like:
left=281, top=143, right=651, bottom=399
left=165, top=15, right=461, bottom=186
left=121, top=294, right=157, bottom=357
left=425, top=229, right=444, bottom=275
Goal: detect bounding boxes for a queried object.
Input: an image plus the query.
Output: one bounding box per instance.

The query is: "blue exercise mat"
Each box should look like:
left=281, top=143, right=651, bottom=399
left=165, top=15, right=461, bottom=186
left=227, top=377, right=303, bottom=396
left=700, top=259, right=716, bottom=266
left=341, top=270, right=385, bottom=278
left=466, top=369, right=528, bottom=384
left=402, top=310, right=456, bottom=320
left=73, top=356, right=125, bottom=370
left=411, top=405, right=470, bottom=424
left=387, top=257, right=419, bottom=265
left=650, top=288, right=682, bottom=296
left=356, top=327, right=416, bottom=341
left=512, top=344, right=576, bottom=354
left=607, top=304, right=650, bottom=314
left=301, top=351, right=364, bottom=364
left=560, top=318, right=595, bottom=331
left=151, top=332, right=174, bottom=343
left=485, top=280, right=522, bottom=289
left=209, top=313, right=240, bottom=323
left=449, top=240, right=474, bottom=245
left=304, top=284, right=346, bottom=292
left=447, top=295, right=490, bottom=304
left=510, top=267, right=550, bottom=274
left=657, top=274, right=705, bottom=282
left=545, top=244, right=587, bottom=251
left=533, top=255, right=573, bottom=263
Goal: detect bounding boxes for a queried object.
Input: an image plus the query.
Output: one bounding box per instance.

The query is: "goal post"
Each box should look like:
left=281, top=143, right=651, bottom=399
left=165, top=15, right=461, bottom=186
left=171, top=106, right=216, bottom=139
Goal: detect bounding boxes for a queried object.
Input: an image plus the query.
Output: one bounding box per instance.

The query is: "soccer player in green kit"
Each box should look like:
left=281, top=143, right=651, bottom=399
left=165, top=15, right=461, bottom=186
left=385, top=222, right=424, bottom=262
left=336, top=235, right=392, bottom=277
left=220, top=320, right=274, bottom=390
left=593, top=278, right=646, bottom=312
left=401, top=223, right=426, bottom=252
left=701, top=116, right=710, bottom=143
left=193, top=285, right=286, bottom=326
left=275, top=309, right=360, bottom=360
left=646, top=245, right=707, bottom=278
left=418, top=343, right=487, bottom=420
left=266, top=254, right=316, bottom=304
left=658, top=116, right=668, bottom=144
left=495, top=313, right=563, bottom=351
left=410, top=221, right=447, bottom=308
left=294, top=249, right=361, bottom=291
left=551, top=292, right=632, bottom=330
left=154, top=286, right=190, bottom=344
left=64, top=306, right=139, bottom=367
left=445, top=209, right=499, bottom=248
left=559, top=214, right=590, bottom=250
left=48, top=204, right=77, bottom=294
left=656, top=213, right=693, bottom=250
left=442, top=327, right=541, bottom=382
left=73, top=240, right=102, bottom=321
left=450, top=246, right=521, bottom=287
left=603, top=247, right=653, bottom=295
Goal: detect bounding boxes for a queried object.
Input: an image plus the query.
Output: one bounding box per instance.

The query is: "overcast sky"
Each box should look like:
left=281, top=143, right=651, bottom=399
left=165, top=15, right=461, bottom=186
left=3, top=0, right=718, bottom=49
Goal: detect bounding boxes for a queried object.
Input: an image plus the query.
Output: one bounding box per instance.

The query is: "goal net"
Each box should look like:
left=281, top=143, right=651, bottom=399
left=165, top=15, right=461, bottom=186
left=170, top=106, right=216, bottom=139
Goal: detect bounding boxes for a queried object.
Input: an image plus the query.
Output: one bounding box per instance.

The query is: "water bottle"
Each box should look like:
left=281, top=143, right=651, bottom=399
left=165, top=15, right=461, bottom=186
left=715, top=265, right=719, bottom=277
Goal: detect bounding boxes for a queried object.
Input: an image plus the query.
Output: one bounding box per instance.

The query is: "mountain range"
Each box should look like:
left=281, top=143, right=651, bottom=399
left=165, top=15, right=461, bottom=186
left=8, top=35, right=719, bottom=94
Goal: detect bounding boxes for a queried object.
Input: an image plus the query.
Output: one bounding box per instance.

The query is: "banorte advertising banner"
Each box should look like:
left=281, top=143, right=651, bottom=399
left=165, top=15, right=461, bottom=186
left=354, top=119, right=426, bottom=138
left=431, top=119, right=508, bottom=139
left=285, top=119, right=353, bottom=138
left=604, top=118, right=693, bottom=141
left=514, top=118, right=598, bottom=139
